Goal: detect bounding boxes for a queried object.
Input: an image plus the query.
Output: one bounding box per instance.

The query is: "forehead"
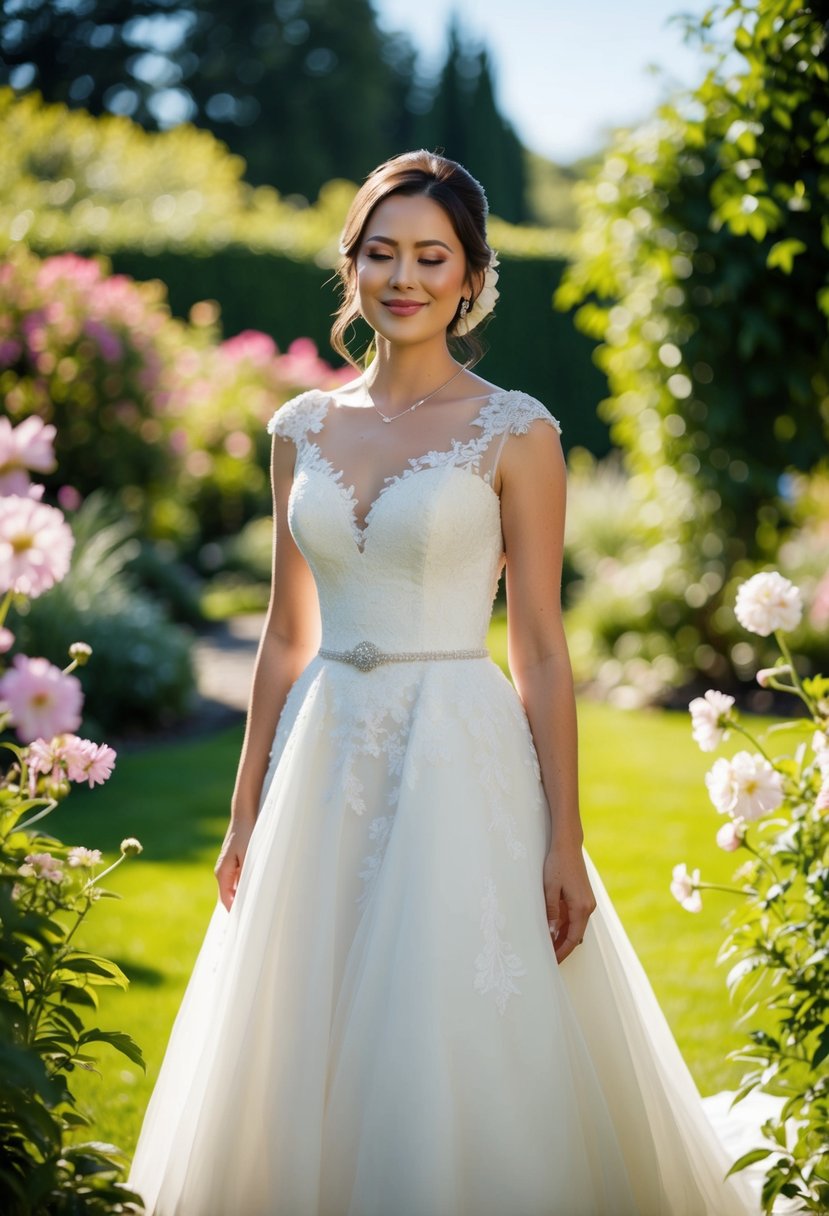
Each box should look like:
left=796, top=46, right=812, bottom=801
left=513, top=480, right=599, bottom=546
left=362, top=193, right=459, bottom=246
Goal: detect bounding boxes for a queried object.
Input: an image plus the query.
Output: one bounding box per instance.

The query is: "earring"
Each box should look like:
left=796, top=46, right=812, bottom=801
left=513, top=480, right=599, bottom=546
left=459, top=298, right=470, bottom=317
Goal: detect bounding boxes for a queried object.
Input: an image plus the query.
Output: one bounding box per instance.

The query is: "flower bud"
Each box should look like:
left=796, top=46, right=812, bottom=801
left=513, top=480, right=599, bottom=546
left=68, top=641, right=93, bottom=665
left=756, top=664, right=792, bottom=688
left=120, top=836, right=143, bottom=856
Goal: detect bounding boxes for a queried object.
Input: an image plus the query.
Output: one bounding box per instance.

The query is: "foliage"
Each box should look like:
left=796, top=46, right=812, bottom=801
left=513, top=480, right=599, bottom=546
left=0, top=2, right=542, bottom=221
left=11, top=495, right=196, bottom=737
left=555, top=0, right=829, bottom=694
left=563, top=452, right=829, bottom=703
left=0, top=88, right=572, bottom=264
left=674, top=573, right=828, bottom=1212
left=0, top=245, right=354, bottom=554
left=0, top=417, right=146, bottom=1214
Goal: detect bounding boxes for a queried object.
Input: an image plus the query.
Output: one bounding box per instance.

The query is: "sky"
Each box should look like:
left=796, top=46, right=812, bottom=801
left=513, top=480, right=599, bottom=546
left=373, top=0, right=718, bottom=163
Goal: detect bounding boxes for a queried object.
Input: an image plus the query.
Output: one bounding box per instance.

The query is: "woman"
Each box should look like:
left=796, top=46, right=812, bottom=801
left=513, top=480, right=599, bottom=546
left=127, top=151, right=757, bottom=1215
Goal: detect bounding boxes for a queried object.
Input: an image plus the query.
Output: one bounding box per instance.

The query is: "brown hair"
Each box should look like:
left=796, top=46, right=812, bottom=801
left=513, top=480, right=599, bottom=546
left=331, top=150, right=494, bottom=368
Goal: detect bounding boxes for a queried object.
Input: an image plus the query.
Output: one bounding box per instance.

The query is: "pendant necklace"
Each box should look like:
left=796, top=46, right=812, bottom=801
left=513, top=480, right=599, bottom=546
left=366, top=360, right=473, bottom=424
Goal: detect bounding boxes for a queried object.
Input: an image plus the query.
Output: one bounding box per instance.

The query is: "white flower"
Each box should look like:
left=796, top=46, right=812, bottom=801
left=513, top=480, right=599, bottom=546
left=689, top=689, right=735, bottom=751
left=120, top=837, right=143, bottom=856
left=734, top=571, right=803, bottom=636
left=670, top=863, right=702, bottom=912
left=454, top=252, right=499, bottom=336
left=716, top=817, right=747, bottom=852
left=67, top=846, right=103, bottom=868
left=813, top=730, right=828, bottom=755
left=705, top=751, right=784, bottom=821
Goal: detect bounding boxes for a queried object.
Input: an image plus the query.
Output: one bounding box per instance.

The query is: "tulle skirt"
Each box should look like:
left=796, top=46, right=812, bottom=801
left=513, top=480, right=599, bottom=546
left=127, top=656, right=760, bottom=1215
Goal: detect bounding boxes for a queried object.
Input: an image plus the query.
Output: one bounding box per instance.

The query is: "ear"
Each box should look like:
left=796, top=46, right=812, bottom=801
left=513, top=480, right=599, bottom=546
left=465, top=265, right=485, bottom=304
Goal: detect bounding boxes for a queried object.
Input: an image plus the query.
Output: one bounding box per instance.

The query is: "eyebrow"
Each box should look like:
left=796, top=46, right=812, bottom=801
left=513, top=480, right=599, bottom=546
left=364, top=235, right=453, bottom=252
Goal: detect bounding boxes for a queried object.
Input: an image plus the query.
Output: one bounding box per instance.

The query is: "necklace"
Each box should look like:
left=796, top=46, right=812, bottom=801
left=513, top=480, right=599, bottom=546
left=365, top=360, right=473, bottom=424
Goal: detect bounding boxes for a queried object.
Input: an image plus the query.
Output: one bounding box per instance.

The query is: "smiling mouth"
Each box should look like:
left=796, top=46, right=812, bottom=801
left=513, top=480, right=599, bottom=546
left=383, top=301, right=426, bottom=314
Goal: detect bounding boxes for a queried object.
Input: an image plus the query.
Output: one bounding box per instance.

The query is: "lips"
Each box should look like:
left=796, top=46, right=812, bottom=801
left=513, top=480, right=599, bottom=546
left=383, top=301, right=426, bottom=316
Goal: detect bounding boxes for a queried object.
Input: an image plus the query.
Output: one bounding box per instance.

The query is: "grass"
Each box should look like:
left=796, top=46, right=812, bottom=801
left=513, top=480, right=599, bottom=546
left=61, top=624, right=760, bottom=1157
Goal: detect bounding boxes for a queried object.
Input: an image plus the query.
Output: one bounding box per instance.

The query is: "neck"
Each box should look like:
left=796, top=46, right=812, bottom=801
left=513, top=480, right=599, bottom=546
left=363, top=335, right=462, bottom=410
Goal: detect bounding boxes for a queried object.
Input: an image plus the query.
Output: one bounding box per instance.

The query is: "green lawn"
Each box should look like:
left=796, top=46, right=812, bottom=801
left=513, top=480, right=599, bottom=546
left=61, top=639, right=757, bottom=1157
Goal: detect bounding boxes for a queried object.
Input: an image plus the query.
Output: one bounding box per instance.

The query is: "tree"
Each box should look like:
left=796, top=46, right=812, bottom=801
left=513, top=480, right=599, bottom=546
left=0, top=0, right=532, bottom=213
left=555, top=0, right=828, bottom=695
left=0, top=0, right=417, bottom=197
left=415, top=20, right=529, bottom=222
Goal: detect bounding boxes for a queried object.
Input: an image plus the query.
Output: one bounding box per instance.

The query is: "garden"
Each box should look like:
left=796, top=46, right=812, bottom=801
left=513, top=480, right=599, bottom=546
left=0, top=0, right=827, bottom=1211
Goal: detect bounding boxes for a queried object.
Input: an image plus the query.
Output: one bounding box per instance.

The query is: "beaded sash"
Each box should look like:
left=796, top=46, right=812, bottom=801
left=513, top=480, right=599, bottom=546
left=318, top=639, right=488, bottom=673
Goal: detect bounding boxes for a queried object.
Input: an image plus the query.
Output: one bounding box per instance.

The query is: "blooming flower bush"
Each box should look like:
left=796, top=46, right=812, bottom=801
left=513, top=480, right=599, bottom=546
left=0, top=246, right=353, bottom=555
left=0, top=417, right=146, bottom=1212
left=673, top=572, right=828, bottom=1213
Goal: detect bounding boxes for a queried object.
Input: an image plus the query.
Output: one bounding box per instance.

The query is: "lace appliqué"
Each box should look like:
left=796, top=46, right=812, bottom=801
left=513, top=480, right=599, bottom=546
left=474, top=877, right=526, bottom=1015
left=323, top=667, right=424, bottom=815
left=356, top=814, right=393, bottom=911
left=388, top=389, right=562, bottom=496
left=266, top=390, right=329, bottom=446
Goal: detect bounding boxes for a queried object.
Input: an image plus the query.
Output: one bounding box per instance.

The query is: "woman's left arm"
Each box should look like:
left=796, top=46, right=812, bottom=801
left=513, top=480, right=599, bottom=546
left=498, top=418, right=596, bottom=965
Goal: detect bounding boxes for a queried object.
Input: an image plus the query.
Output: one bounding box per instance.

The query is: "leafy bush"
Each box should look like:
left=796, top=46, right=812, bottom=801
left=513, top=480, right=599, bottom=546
left=0, top=247, right=353, bottom=554
left=673, top=572, right=828, bottom=1212
left=564, top=452, right=829, bottom=704
left=0, top=414, right=146, bottom=1214
left=555, top=0, right=828, bottom=695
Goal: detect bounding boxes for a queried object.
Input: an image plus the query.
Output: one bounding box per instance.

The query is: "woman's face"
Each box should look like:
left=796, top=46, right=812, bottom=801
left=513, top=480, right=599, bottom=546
left=354, top=193, right=471, bottom=347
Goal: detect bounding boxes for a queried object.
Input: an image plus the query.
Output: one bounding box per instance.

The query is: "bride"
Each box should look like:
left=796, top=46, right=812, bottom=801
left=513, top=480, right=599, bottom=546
left=126, top=150, right=758, bottom=1215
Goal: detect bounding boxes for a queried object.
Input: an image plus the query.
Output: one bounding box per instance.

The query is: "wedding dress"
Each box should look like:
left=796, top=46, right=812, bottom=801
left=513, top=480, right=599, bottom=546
left=127, top=387, right=762, bottom=1216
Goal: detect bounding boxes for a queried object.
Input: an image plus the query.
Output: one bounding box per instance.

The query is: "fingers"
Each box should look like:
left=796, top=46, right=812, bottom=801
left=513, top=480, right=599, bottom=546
left=551, top=894, right=590, bottom=958
left=215, top=853, right=242, bottom=912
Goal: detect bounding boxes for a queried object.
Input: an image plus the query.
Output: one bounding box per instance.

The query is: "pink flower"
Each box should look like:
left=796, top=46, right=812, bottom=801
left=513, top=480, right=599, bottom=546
left=17, top=851, right=64, bottom=884
left=688, top=690, right=735, bottom=751
left=63, top=738, right=117, bottom=787
left=0, top=496, right=74, bottom=597
left=0, top=627, right=14, bottom=654
left=705, top=751, right=785, bottom=821
left=0, top=656, right=83, bottom=743
left=0, top=416, right=57, bottom=497
left=220, top=330, right=277, bottom=367
left=670, top=863, right=702, bottom=912
left=716, top=817, right=747, bottom=851
left=27, top=736, right=62, bottom=774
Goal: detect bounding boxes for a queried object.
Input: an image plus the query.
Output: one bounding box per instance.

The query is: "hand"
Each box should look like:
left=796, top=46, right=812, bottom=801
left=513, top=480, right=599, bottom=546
left=543, top=837, right=596, bottom=965
left=214, top=816, right=255, bottom=911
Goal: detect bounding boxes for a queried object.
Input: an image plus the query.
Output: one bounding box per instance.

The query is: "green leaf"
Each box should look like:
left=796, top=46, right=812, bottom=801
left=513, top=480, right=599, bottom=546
left=812, top=1024, right=829, bottom=1068
left=767, top=238, right=807, bottom=273
left=78, top=1028, right=146, bottom=1070
left=726, top=1147, right=773, bottom=1176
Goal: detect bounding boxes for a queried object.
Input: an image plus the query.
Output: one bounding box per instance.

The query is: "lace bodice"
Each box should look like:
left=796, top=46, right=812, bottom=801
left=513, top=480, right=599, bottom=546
left=266, top=388, right=561, bottom=654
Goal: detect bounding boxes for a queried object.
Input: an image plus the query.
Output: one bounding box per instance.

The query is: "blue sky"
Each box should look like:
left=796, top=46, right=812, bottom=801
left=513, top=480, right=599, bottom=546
left=373, top=0, right=716, bottom=163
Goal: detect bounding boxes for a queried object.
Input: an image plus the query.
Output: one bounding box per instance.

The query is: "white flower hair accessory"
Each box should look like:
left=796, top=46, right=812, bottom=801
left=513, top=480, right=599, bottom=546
left=454, top=251, right=499, bottom=336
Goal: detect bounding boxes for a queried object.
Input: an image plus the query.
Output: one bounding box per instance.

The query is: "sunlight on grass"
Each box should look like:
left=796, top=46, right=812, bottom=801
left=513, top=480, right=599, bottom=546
left=67, top=624, right=757, bottom=1154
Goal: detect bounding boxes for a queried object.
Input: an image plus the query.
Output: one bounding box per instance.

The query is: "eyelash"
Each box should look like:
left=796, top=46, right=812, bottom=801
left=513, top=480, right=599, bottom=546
left=366, top=253, right=445, bottom=266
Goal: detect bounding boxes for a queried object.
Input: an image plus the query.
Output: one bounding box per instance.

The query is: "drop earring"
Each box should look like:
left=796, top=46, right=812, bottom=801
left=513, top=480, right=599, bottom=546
left=459, top=298, right=470, bottom=318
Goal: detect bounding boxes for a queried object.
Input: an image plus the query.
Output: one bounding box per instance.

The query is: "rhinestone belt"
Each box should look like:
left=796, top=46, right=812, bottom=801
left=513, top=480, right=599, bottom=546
left=318, top=639, right=488, bottom=673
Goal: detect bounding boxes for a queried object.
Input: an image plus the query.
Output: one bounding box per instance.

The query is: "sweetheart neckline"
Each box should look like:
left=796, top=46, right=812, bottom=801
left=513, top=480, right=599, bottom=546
left=297, top=388, right=511, bottom=551
left=298, top=457, right=501, bottom=556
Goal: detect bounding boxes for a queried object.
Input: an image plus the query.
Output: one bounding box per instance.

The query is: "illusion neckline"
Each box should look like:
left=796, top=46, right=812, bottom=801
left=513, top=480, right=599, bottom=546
left=299, top=388, right=513, bottom=554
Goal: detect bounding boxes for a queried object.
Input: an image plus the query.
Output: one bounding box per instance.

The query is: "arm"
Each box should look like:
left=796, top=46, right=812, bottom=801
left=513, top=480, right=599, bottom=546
left=214, top=431, right=321, bottom=910
left=498, top=419, right=596, bottom=964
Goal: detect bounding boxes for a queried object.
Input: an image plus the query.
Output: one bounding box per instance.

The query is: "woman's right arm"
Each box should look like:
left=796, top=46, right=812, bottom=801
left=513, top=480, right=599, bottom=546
left=214, top=430, right=321, bottom=909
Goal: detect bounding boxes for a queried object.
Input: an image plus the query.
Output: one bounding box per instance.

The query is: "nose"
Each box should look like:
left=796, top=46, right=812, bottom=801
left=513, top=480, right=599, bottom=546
left=388, top=257, right=416, bottom=291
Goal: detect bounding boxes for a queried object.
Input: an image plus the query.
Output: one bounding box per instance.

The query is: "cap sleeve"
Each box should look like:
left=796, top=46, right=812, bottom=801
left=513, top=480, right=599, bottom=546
left=503, top=390, right=561, bottom=437
left=266, top=389, right=329, bottom=445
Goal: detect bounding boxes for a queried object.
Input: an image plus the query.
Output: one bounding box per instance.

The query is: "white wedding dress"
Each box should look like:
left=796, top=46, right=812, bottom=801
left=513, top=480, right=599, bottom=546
left=127, top=388, right=763, bottom=1215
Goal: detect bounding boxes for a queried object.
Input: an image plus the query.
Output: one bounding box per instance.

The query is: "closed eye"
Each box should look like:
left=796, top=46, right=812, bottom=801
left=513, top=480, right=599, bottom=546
left=365, top=252, right=446, bottom=266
